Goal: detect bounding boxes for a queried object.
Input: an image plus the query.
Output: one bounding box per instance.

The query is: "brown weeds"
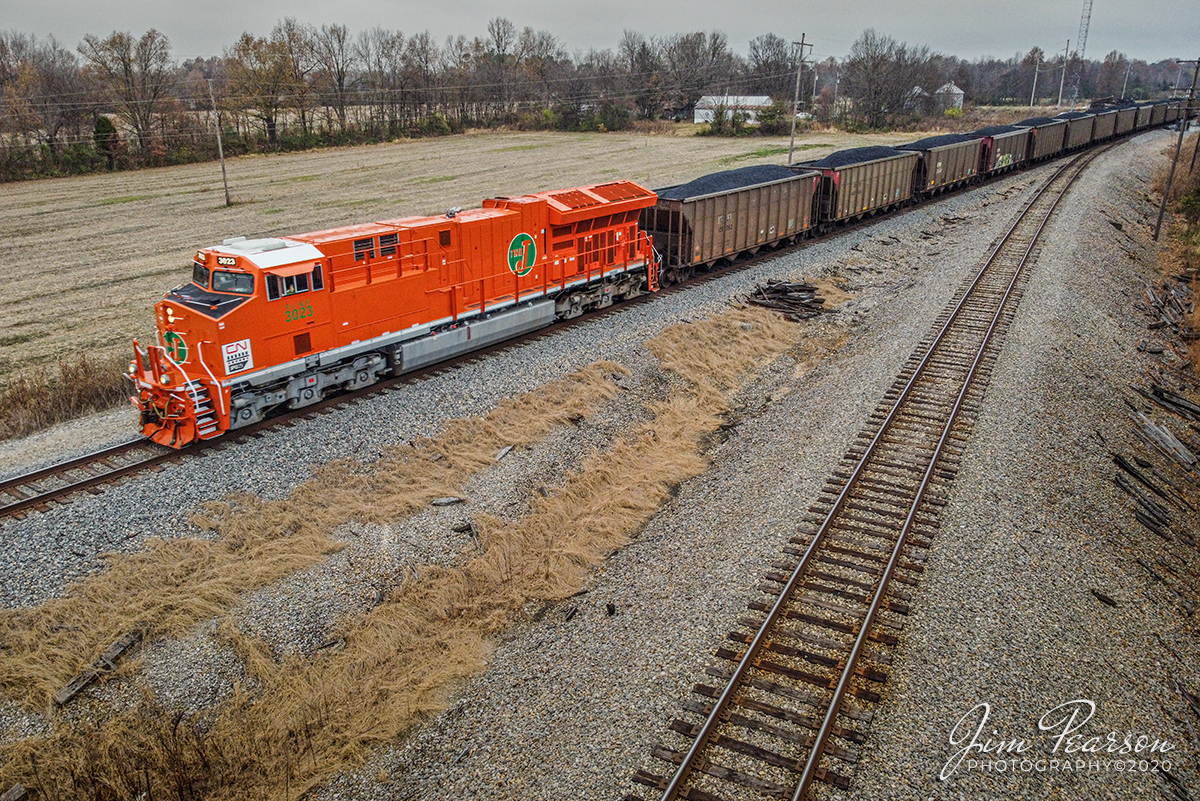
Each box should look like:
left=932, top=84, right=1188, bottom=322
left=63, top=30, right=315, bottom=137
left=0, top=361, right=625, bottom=710
left=0, top=307, right=845, bottom=801
left=0, top=352, right=130, bottom=441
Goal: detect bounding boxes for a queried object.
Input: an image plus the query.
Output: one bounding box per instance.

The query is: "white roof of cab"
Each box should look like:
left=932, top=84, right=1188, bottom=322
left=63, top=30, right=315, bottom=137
left=209, top=237, right=325, bottom=270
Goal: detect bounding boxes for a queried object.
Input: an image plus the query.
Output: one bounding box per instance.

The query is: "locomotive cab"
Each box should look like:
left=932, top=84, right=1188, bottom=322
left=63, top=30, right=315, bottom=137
left=130, top=237, right=331, bottom=448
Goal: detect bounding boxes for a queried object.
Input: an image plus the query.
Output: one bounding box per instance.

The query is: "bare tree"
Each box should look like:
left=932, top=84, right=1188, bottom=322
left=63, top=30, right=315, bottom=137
left=273, top=18, right=316, bottom=134
left=486, top=18, right=517, bottom=58
left=1095, top=50, right=1128, bottom=98
left=78, top=29, right=175, bottom=150
left=407, top=31, right=443, bottom=119
left=225, top=32, right=291, bottom=143
left=516, top=27, right=567, bottom=104
left=747, top=33, right=793, bottom=99
left=311, top=23, right=358, bottom=130
left=663, top=31, right=740, bottom=113
left=843, top=29, right=938, bottom=127
left=356, top=27, right=406, bottom=131
left=618, top=30, right=664, bottom=119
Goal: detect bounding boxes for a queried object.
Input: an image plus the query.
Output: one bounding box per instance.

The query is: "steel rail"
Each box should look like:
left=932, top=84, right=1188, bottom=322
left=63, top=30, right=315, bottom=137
left=2, top=143, right=1118, bottom=523
left=790, top=143, right=1107, bottom=801
left=0, top=442, right=182, bottom=518
left=658, top=143, right=1112, bottom=800
left=0, top=438, right=149, bottom=492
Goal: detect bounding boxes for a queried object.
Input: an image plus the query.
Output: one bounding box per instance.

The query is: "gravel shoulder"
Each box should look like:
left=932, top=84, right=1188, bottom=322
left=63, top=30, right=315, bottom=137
left=6, top=134, right=1191, bottom=801
left=844, top=131, right=1200, bottom=801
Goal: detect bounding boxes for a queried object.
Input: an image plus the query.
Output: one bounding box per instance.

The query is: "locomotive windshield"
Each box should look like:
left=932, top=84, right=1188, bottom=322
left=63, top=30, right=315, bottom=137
left=212, top=270, right=254, bottom=294
left=192, top=261, right=210, bottom=288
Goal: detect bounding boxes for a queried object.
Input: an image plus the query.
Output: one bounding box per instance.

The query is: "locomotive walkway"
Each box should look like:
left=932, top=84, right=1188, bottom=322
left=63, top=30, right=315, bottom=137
left=629, top=143, right=1115, bottom=801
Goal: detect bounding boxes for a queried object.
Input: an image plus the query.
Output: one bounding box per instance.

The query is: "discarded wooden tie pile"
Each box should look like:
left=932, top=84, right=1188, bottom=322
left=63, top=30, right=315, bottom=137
left=745, top=279, right=827, bottom=321
left=1144, top=278, right=1196, bottom=340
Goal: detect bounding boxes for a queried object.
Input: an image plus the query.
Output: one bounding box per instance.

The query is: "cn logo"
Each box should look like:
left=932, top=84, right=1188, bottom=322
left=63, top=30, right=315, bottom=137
left=222, top=338, right=254, bottom=375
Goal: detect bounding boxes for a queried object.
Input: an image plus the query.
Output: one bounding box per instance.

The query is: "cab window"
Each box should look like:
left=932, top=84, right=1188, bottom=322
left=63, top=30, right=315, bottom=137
left=266, top=265, right=323, bottom=301
left=193, top=261, right=210, bottom=289
left=212, top=270, right=254, bottom=294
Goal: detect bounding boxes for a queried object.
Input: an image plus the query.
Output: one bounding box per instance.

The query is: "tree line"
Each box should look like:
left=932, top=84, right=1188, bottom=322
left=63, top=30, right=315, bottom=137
left=0, top=20, right=1184, bottom=181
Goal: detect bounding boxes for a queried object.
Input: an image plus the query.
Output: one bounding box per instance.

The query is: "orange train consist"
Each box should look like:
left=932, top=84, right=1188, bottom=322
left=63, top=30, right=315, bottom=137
left=130, top=181, right=659, bottom=448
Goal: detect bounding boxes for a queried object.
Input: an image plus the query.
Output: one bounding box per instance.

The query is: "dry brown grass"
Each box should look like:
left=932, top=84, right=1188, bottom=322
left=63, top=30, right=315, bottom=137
left=0, top=307, right=846, bottom=800
left=0, top=529, right=342, bottom=709
left=1151, top=135, right=1200, bottom=368
left=647, top=304, right=812, bottom=405
left=0, top=361, right=624, bottom=710
left=0, top=352, right=130, bottom=440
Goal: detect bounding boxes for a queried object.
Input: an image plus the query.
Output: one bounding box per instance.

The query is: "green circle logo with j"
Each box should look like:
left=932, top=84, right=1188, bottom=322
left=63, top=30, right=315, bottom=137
left=507, top=232, right=536, bottom=276
left=163, top=331, right=188, bottom=364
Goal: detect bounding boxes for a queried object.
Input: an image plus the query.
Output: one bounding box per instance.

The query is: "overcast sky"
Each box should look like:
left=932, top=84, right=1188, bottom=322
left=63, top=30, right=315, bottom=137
left=2, top=0, right=1196, bottom=64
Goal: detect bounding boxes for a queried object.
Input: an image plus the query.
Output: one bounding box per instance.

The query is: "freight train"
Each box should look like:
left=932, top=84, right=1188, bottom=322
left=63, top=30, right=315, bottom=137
left=131, top=98, right=1185, bottom=447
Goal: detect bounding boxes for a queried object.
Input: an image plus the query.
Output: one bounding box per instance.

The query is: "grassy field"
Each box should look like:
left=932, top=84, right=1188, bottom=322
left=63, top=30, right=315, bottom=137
left=0, top=126, right=922, bottom=396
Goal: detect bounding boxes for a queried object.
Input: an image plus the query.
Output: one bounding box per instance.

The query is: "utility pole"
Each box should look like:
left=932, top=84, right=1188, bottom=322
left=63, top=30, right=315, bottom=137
left=1057, top=39, right=1070, bottom=107
left=1030, top=56, right=1041, bottom=107
left=787, top=33, right=812, bottom=164
left=206, top=79, right=232, bottom=207
left=1154, top=58, right=1199, bottom=241
left=1121, top=62, right=1132, bottom=99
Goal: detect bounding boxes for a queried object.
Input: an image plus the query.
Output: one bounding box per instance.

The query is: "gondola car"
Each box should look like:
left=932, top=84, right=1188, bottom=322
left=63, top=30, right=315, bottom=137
left=795, top=146, right=921, bottom=225
left=1055, top=111, right=1096, bottom=150
left=1014, top=117, right=1069, bottom=161
left=974, top=125, right=1032, bottom=173
left=1090, top=107, right=1119, bottom=140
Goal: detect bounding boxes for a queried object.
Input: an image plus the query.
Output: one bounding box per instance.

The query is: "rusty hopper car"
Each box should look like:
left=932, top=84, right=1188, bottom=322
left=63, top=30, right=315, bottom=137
left=1015, top=117, right=1068, bottom=160
left=1055, top=111, right=1096, bottom=149
left=1165, top=101, right=1180, bottom=123
left=1135, top=103, right=1154, bottom=129
left=642, top=165, right=820, bottom=284
left=1115, top=104, right=1137, bottom=134
left=973, top=125, right=1031, bottom=173
left=898, top=133, right=984, bottom=193
left=1151, top=101, right=1168, bottom=126
left=1091, top=109, right=1118, bottom=140
left=795, top=146, right=920, bottom=224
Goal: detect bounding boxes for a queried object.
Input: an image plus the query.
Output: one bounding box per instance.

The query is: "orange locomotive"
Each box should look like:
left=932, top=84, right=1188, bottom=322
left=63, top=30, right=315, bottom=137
left=130, top=181, right=659, bottom=448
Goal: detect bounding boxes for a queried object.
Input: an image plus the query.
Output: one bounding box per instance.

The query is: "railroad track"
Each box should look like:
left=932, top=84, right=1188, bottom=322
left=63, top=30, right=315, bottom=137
left=0, top=439, right=178, bottom=519
left=629, top=142, right=1115, bottom=801
left=0, top=144, right=1110, bottom=523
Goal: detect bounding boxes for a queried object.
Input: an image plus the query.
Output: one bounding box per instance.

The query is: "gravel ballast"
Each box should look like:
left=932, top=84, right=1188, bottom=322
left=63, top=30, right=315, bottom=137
left=844, top=132, right=1200, bottom=801
left=6, top=133, right=1194, bottom=801
left=1, top=157, right=1043, bottom=751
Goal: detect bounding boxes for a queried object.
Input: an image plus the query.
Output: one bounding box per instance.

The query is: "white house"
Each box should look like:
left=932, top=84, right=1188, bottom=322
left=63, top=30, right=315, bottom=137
left=694, top=95, right=773, bottom=125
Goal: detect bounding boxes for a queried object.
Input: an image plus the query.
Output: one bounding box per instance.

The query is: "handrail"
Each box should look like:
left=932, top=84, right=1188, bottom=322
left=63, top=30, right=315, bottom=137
left=196, top=341, right=227, bottom=417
